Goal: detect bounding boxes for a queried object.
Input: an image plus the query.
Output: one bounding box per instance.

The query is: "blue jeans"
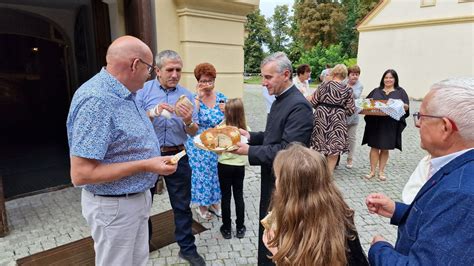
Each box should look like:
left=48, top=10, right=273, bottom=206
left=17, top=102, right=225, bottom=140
left=149, top=155, right=197, bottom=256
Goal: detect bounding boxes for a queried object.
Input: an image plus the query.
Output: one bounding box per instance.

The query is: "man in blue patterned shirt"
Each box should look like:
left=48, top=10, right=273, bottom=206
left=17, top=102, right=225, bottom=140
left=66, top=36, right=177, bottom=266
left=136, top=50, right=205, bottom=266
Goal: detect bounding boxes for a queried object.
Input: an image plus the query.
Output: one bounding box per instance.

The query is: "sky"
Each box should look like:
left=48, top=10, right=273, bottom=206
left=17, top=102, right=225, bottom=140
left=259, top=0, right=295, bottom=19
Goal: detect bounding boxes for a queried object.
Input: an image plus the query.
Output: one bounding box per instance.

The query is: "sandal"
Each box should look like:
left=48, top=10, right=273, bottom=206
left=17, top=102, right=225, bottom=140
left=209, top=204, right=222, bottom=218
left=364, top=172, right=375, bottom=179
left=195, top=206, right=212, bottom=220
left=346, top=160, right=353, bottom=169
left=378, top=173, right=387, bottom=181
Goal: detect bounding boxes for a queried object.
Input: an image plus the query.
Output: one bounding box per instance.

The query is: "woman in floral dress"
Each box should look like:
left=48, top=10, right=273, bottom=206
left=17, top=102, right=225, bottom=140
left=186, top=63, right=227, bottom=220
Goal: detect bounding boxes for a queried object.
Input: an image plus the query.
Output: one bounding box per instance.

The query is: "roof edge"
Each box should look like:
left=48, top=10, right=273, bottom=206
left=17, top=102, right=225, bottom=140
left=356, top=0, right=390, bottom=31
left=358, top=15, right=474, bottom=32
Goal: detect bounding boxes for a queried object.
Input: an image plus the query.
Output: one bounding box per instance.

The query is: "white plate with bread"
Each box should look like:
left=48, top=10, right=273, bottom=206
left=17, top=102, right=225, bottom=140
left=193, top=126, right=248, bottom=152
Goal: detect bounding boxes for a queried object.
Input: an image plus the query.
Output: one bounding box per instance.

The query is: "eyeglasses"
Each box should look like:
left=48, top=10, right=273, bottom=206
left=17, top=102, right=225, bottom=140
left=412, top=112, right=458, bottom=131
left=137, top=58, right=155, bottom=75
left=198, top=80, right=214, bottom=85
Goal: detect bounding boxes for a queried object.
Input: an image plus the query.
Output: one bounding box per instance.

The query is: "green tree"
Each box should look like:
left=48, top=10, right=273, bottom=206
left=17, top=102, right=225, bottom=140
left=359, top=0, right=380, bottom=23
left=339, top=0, right=379, bottom=57
left=287, top=3, right=304, bottom=66
left=293, top=0, right=345, bottom=48
left=244, top=9, right=272, bottom=73
left=297, top=42, right=349, bottom=79
left=339, top=0, right=359, bottom=57
left=268, top=5, right=292, bottom=54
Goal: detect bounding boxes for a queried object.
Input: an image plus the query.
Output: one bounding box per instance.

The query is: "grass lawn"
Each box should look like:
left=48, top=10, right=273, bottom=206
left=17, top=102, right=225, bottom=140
left=244, top=75, right=320, bottom=88
left=243, top=75, right=262, bottom=85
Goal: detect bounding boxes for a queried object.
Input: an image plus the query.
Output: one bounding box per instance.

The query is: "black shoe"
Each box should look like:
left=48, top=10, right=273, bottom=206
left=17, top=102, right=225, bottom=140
left=236, top=225, right=246, bottom=238
left=220, top=225, right=232, bottom=239
left=178, top=251, right=206, bottom=266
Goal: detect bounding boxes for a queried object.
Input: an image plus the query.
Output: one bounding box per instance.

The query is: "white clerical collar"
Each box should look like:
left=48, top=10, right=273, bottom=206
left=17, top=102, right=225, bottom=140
left=429, top=148, right=474, bottom=178
left=276, top=84, right=294, bottom=97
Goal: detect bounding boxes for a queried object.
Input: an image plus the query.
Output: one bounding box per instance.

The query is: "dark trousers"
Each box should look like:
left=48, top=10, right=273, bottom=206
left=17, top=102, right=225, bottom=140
left=258, top=171, right=276, bottom=265
left=148, top=154, right=197, bottom=256
left=217, top=163, right=245, bottom=229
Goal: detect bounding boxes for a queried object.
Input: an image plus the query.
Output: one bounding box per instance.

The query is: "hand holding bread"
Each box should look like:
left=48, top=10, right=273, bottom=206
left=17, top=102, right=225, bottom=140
left=175, top=95, right=194, bottom=117
left=149, top=103, right=174, bottom=119
left=168, top=150, right=186, bottom=165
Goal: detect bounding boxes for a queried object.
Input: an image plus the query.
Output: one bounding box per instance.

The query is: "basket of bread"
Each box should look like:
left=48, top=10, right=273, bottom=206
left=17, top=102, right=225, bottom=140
left=357, top=99, right=388, bottom=116
left=193, top=125, right=247, bottom=152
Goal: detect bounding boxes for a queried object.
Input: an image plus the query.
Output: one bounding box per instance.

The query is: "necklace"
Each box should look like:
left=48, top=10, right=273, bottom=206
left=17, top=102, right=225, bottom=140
left=383, top=87, right=394, bottom=95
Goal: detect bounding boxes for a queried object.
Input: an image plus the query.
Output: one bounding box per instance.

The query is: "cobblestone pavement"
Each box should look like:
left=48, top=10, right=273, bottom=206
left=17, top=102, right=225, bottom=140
left=0, top=84, right=425, bottom=265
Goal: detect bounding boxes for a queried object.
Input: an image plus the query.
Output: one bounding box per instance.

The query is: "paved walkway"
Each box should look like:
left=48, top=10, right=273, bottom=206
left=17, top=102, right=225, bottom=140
left=0, top=84, right=425, bottom=265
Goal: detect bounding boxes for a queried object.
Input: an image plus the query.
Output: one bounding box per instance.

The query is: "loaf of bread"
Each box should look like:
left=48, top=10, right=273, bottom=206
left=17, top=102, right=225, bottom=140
left=199, top=126, right=241, bottom=150
left=175, top=95, right=193, bottom=116
left=261, top=211, right=275, bottom=231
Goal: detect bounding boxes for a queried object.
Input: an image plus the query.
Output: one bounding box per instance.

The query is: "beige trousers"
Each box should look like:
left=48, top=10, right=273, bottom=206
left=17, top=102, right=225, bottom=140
left=81, top=189, right=151, bottom=266
left=347, top=123, right=358, bottom=160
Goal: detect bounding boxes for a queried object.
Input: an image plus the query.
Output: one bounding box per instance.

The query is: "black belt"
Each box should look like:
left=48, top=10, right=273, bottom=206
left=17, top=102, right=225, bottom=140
left=317, top=102, right=344, bottom=109
left=95, top=193, right=139, bottom=198
left=160, top=144, right=185, bottom=153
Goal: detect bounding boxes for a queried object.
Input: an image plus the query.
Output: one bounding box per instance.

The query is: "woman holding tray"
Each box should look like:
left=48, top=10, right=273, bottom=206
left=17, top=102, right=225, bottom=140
left=362, top=69, right=409, bottom=181
left=185, top=62, right=227, bottom=219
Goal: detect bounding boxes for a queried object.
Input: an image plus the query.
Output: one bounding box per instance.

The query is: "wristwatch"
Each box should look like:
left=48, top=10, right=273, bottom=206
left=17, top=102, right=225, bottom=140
left=184, top=121, right=195, bottom=128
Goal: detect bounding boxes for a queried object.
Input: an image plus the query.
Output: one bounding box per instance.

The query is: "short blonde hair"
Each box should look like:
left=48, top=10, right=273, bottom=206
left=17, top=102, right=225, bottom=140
left=331, top=64, right=348, bottom=79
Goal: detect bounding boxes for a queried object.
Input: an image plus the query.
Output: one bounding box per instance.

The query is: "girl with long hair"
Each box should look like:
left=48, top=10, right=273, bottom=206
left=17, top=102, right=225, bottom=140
left=262, top=144, right=368, bottom=265
left=217, top=98, right=249, bottom=239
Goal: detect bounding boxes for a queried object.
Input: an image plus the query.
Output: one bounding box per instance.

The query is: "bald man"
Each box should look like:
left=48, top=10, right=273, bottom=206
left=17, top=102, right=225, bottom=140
left=66, top=36, right=177, bottom=266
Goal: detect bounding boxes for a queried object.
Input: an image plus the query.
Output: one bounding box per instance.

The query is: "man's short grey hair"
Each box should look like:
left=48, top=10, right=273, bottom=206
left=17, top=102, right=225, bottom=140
left=260, top=52, right=293, bottom=76
left=155, top=50, right=182, bottom=69
left=428, top=77, right=474, bottom=141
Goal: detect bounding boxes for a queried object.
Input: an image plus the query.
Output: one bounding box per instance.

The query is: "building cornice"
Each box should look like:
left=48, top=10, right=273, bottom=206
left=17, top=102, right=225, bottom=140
left=176, top=8, right=247, bottom=23
left=174, top=0, right=258, bottom=17
left=358, top=15, right=474, bottom=32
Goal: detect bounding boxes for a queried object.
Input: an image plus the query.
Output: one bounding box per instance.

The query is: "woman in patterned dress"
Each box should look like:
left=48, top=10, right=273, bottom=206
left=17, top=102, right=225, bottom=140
left=186, top=63, right=227, bottom=219
left=310, top=64, right=355, bottom=174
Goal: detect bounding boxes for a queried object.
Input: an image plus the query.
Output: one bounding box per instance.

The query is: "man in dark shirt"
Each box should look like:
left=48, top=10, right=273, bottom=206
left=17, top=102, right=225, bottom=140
left=233, top=52, right=313, bottom=265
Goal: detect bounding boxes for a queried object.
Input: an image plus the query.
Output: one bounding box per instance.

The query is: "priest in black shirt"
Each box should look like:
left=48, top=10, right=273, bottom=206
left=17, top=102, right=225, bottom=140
left=233, top=52, right=313, bottom=265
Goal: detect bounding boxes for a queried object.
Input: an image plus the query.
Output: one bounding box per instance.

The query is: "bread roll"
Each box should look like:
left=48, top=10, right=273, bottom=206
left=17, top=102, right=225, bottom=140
left=169, top=150, right=186, bottom=165
left=261, top=212, right=275, bottom=231
left=175, top=95, right=193, bottom=116
left=200, top=126, right=241, bottom=150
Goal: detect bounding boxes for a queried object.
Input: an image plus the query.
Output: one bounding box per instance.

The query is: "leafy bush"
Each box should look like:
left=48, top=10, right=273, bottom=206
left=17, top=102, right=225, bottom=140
left=296, top=42, right=350, bottom=79
left=343, top=58, right=357, bottom=67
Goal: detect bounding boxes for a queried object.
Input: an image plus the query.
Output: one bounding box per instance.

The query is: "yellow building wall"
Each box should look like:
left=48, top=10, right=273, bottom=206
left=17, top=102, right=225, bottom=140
left=154, top=0, right=258, bottom=99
